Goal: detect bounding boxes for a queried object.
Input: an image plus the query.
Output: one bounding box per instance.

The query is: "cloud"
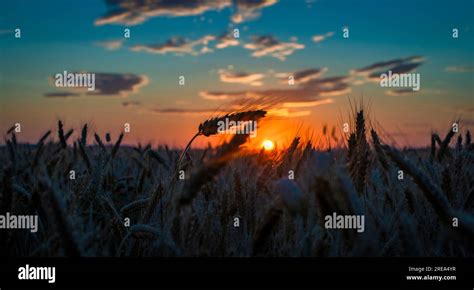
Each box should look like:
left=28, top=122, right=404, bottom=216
left=149, top=107, right=219, bottom=115
left=199, top=91, right=248, bottom=100
left=243, top=35, right=304, bottom=61
left=355, top=56, right=424, bottom=74
left=130, top=35, right=215, bottom=56
left=95, top=0, right=277, bottom=26
left=144, top=56, right=433, bottom=118
left=44, top=92, right=81, bottom=98
left=276, top=67, right=328, bottom=84
left=368, top=62, right=422, bottom=79
left=89, top=73, right=149, bottom=96
left=231, top=0, right=278, bottom=23
left=301, top=75, right=352, bottom=97
left=201, top=72, right=350, bottom=104
left=354, top=56, right=424, bottom=74
left=445, top=65, right=474, bottom=73
left=215, top=32, right=240, bottom=49
left=150, top=106, right=313, bottom=118
left=385, top=89, right=419, bottom=96
left=351, top=55, right=425, bottom=83
left=122, top=101, right=141, bottom=107
left=312, top=32, right=334, bottom=43
left=197, top=74, right=348, bottom=119
left=96, top=40, right=123, bottom=50
left=46, top=73, right=149, bottom=97
left=218, top=69, right=264, bottom=86
left=95, top=0, right=232, bottom=26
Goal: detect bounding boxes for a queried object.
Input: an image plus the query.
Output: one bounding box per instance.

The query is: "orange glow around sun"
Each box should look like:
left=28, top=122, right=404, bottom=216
left=262, top=139, right=275, bottom=151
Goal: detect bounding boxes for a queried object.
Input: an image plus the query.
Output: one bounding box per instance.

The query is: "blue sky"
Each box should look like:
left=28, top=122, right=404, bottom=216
left=1, top=0, right=473, bottom=147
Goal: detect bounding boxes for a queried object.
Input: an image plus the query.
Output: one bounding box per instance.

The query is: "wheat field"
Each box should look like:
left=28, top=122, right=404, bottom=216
left=1, top=110, right=473, bottom=257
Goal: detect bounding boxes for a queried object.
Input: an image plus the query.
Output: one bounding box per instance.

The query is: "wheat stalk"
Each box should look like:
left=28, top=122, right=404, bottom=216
left=382, top=145, right=453, bottom=224
left=112, top=133, right=124, bottom=158
left=175, top=110, right=266, bottom=176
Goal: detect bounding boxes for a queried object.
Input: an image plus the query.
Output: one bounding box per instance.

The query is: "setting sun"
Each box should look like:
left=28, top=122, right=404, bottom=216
left=262, top=139, right=275, bottom=151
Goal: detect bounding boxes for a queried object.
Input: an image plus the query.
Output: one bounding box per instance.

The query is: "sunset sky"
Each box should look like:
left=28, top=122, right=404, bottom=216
left=1, top=0, right=473, bottom=148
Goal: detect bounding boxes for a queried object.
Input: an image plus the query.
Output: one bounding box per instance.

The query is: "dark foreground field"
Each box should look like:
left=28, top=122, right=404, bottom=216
left=1, top=111, right=473, bottom=257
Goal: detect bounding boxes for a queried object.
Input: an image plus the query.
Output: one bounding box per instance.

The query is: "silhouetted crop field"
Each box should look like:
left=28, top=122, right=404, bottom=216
left=1, top=110, right=473, bottom=257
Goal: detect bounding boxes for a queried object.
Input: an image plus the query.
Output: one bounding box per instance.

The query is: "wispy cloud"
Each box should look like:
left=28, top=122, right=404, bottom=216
left=218, top=69, right=265, bottom=86
left=132, top=56, right=433, bottom=119
left=130, top=35, right=215, bottom=56
left=275, top=68, right=328, bottom=85
left=231, top=0, right=278, bottom=23
left=312, top=32, right=334, bottom=43
left=149, top=106, right=315, bottom=119
left=385, top=89, right=419, bottom=96
left=96, top=40, right=123, bottom=50
left=90, top=73, right=149, bottom=96
left=44, top=92, right=81, bottom=98
left=196, top=74, right=347, bottom=117
left=199, top=91, right=248, bottom=101
left=95, top=0, right=231, bottom=26
left=45, top=73, right=149, bottom=97
left=445, top=65, right=474, bottom=73
left=351, top=55, right=425, bottom=83
left=243, top=35, right=304, bottom=61
left=215, top=32, right=240, bottom=49
left=354, top=56, right=424, bottom=74
left=149, top=107, right=219, bottom=115
left=122, top=101, right=141, bottom=107
left=95, top=0, right=277, bottom=26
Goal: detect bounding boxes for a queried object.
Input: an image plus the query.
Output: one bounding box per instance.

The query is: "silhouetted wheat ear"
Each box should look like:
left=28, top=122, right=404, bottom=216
left=456, top=135, right=463, bottom=151
left=78, top=142, right=91, bottom=172
left=466, top=130, right=471, bottom=149
left=371, top=129, right=389, bottom=172
left=81, top=124, right=88, bottom=146
left=6, top=125, right=15, bottom=134
left=38, top=130, right=51, bottom=145
left=355, top=110, right=366, bottom=140
left=175, top=110, right=267, bottom=176
left=112, top=133, right=124, bottom=158
left=94, top=133, right=105, bottom=150
left=199, top=110, right=267, bottom=137
left=347, top=110, right=370, bottom=195
left=430, top=134, right=437, bottom=160
left=437, top=126, right=456, bottom=161
left=58, top=120, right=67, bottom=149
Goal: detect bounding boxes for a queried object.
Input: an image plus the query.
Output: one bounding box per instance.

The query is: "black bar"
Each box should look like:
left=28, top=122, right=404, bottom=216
left=1, top=258, right=472, bottom=289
